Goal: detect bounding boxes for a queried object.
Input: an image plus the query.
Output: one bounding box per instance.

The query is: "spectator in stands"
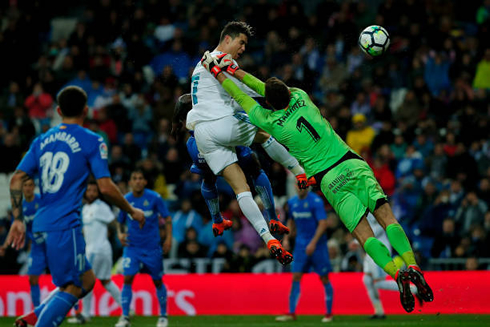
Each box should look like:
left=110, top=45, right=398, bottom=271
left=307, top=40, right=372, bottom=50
left=473, top=48, right=490, bottom=89
left=172, top=199, right=203, bottom=244
left=0, top=133, right=22, bottom=173
left=8, top=106, right=36, bottom=151
left=426, top=143, right=448, bottom=181
left=346, top=113, right=375, bottom=155
left=138, top=158, right=168, bottom=198
left=0, top=82, right=24, bottom=120
left=24, top=82, right=53, bottom=121
left=455, top=191, right=488, bottom=234
left=431, top=218, right=460, bottom=258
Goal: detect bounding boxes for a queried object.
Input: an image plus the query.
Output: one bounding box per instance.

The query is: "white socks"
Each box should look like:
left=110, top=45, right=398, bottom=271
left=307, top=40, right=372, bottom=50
left=236, top=191, right=274, bottom=243
left=364, top=276, right=420, bottom=316
left=363, top=275, right=384, bottom=315
left=82, top=281, right=122, bottom=318
left=82, top=291, right=93, bottom=317
left=104, top=281, right=122, bottom=308
left=261, top=137, right=304, bottom=175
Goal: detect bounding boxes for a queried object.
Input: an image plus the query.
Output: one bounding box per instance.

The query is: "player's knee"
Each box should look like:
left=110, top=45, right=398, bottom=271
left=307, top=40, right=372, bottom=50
left=124, top=275, right=135, bottom=285
left=82, top=270, right=96, bottom=292
left=29, top=275, right=39, bottom=285
left=363, top=274, right=373, bottom=286
left=320, top=275, right=330, bottom=284
left=292, top=273, right=302, bottom=282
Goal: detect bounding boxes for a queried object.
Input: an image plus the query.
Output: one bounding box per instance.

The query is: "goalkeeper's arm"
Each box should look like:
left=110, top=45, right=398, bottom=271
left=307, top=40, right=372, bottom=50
left=216, top=73, right=260, bottom=114
left=232, top=70, right=266, bottom=97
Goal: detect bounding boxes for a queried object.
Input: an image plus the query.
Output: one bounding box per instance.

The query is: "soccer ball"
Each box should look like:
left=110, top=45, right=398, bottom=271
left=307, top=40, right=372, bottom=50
left=358, top=25, right=390, bottom=57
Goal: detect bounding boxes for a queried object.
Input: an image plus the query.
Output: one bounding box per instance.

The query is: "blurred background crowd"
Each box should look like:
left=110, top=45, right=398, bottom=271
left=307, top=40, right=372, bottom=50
left=0, top=0, right=490, bottom=274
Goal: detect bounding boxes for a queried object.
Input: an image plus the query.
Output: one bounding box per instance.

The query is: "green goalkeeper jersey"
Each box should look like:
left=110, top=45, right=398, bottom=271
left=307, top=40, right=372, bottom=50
left=222, top=75, right=352, bottom=177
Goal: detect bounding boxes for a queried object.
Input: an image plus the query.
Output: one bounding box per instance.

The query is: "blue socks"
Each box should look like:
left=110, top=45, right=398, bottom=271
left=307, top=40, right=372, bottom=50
left=289, top=281, right=300, bottom=314
left=254, top=170, right=276, bottom=222
left=156, top=284, right=168, bottom=317
left=122, top=284, right=132, bottom=317
left=30, top=284, right=40, bottom=308
left=324, top=282, right=334, bottom=315
left=201, top=180, right=222, bottom=223
left=36, top=292, right=78, bottom=327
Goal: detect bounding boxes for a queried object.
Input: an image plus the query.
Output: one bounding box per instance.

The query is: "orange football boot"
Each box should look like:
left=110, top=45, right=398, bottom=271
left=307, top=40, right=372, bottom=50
left=212, top=219, right=233, bottom=237
left=267, top=239, right=293, bottom=265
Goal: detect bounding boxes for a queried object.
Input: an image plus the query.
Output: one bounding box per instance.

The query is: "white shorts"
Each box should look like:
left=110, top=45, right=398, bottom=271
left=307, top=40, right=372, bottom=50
left=194, top=114, right=258, bottom=174
left=87, top=251, right=113, bottom=280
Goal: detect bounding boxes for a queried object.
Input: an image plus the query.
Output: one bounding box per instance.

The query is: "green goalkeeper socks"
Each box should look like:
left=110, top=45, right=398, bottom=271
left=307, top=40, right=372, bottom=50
left=386, top=223, right=417, bottom=267
left=364, top=237, right=398, bottom=278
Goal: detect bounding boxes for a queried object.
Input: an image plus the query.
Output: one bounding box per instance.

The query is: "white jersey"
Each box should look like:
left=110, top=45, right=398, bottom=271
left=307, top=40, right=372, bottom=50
left=82, top=199, right=115, bottom=254
left=186, top=50, right=260, bottom=130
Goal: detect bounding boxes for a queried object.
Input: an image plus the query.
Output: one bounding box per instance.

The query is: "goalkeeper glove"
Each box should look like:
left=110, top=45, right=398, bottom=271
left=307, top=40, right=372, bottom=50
left=296, top=174, right=317, bottom=189
left=215, top=53, right=240, bottom=75
left=201, top=51, right=223, bottom=78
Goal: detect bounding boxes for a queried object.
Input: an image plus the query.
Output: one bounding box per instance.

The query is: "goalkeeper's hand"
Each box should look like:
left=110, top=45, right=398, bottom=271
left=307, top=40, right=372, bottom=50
left=201, top=51, right=223, bottom=78
left=215, top=53, right=240, bottom=75
left=296, top=174, right=317, bottom=189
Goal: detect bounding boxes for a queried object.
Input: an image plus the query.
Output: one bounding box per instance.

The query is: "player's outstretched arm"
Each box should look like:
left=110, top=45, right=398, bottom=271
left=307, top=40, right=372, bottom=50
left=6, top=170, right=30, bottom=250
left=97, top=177, right=146, bottom=228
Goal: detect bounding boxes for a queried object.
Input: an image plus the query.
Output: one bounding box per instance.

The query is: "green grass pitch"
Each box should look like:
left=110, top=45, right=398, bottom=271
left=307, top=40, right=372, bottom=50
left=1, top=315, right=490, bottom=327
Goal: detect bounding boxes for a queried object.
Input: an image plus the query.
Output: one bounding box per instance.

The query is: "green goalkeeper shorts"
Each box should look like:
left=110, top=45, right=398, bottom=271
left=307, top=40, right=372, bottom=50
left=319, top=158, right=388, bottom=233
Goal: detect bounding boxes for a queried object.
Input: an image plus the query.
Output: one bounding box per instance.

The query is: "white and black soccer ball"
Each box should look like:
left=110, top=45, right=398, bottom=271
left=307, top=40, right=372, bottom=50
left=358, top=25, right=390, bottom=57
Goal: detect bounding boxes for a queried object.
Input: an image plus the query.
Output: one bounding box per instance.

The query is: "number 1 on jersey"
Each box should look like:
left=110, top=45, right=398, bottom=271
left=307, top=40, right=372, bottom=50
left=296, top=116, right=320, bottom=142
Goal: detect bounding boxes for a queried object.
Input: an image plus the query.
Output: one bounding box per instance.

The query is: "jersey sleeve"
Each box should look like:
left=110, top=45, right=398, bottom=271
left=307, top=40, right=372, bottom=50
left=312, top=195, right=327, bottom=222
left=16, top=138, right=39, bottom=177
left=87, top=136, right=111, bottom=179
left=99, top=202, right=115, bottom=223
left=155, top=194, right=170, bottom=218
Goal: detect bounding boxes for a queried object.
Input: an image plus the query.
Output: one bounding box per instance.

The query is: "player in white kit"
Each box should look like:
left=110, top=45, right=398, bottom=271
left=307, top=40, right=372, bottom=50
left=68, top=181, right=122, bottom=323
left=363, top=213, right=421, bottom=319
left=188, top=21, right=308, bottom=264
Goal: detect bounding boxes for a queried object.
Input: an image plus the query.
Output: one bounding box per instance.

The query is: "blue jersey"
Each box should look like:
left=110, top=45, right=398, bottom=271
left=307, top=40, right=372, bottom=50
left=118, top=189, right=170, bottom=250
left=287, top=192, right=327, bottom=246
left=17, top=124, right=111, bottom=232
left=24, top=194, right=41, bottom=241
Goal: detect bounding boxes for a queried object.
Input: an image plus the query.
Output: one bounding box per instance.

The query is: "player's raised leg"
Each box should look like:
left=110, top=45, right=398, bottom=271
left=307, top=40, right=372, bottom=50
left=200, top=175, right=233, bottom=236
left=238, top=147, right=289, bottom=235
left=373, top=203, right=434, bottom=302
left=222, top=163, right=292, bottom=265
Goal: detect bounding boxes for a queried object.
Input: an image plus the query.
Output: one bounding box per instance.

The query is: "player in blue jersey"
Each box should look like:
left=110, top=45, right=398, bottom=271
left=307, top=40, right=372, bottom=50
left=116, top=169, right=172, bottom=327
left=172, top=94, right=289, bottom=239
left=276, top=186, right=334, bottom=323
left=6, top=86, right=145, bottom=327
left=22, top=178, right=45, bottom=309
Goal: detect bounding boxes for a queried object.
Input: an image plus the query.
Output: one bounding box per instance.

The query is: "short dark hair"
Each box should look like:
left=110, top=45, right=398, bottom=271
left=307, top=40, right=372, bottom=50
left=265, top=77, right=290, bottom=110
left=220, top=21, right=253, bottom=43
left=130, top=168, right=147, bottom=180
left=173, top=93, right=192, bottom=123
left=56, top=86, right=87, bottom=118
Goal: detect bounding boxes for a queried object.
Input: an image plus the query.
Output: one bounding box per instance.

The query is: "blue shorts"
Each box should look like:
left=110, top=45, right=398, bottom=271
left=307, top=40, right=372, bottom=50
left=187, top=136, right=253, bottom=176
left=27, top=236, right=48, bottom=276
left=291, top=243, right=332, bottom=276
left=122, top=247, right=164, bottom=280
left=43, top=226, right=92, bottom=287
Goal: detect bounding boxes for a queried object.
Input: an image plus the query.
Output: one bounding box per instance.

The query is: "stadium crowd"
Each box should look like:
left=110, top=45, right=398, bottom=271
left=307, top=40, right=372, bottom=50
left=1, top=0, right=490, bottom=274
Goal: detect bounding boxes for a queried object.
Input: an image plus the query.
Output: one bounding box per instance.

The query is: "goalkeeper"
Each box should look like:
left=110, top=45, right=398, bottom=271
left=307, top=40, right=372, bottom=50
left=200, top=51, right=434, bottom=313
